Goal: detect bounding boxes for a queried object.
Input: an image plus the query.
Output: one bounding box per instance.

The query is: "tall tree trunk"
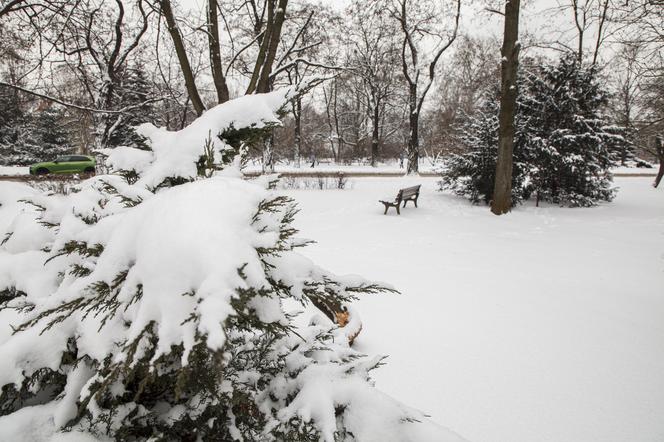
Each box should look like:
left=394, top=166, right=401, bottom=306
left=491, top=0, right=521, bottom=215
left=294, top=96, right=301, bottom=167
left=571, top=0, right=584, bottom=63
left=371, top=101, right=380, bottom=167
left=654, top=136, right=664, bottom=189
left=207, top=0, right=229, bottom=103
left=407, top=84, right=419, bottom=174
left=160, top=0, right=206, bottom=116
left=246, top=0, right=288, bottom=95
left=256, top=0, right=288, bottom=93
left=246, top=1, right=274, bottom=94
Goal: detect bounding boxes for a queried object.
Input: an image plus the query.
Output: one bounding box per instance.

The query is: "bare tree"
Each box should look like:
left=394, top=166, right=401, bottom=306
left=245, top=0, right=289, bottom=94
left=569, top=0, right=612, bottom=64
left=610, top=44, right=643, bottom=165
left=207, top=0, right=230, bottom=103
left=491, top=0, right=521, bottom=215
left=423, top=35, right=500, bottom=157
left=389, top=0, right=461, bottom=174
left=346, top=2, right=402, bottom=166
left=1, top=0, right=156, bottom=148
left=157, top=0, right=206, bottom=116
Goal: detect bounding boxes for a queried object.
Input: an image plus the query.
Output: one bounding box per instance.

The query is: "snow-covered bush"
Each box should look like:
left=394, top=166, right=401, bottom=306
left=0, top=89, right=464, bottom=441
left=440, top=54, right=624, bottom=207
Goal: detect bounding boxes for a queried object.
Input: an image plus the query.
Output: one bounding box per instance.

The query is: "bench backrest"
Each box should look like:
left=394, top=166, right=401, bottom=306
left=397, top=185, right=420, bottom=201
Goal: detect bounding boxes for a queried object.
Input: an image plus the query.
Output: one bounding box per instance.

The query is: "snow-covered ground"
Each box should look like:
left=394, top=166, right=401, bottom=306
left=0, top=166, right=29, bottom=175
left=285, top=176, right=664, bottom=442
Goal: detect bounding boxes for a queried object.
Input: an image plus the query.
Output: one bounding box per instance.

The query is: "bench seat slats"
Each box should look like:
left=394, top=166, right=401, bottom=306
left=379, top=185, right=421, bottom=215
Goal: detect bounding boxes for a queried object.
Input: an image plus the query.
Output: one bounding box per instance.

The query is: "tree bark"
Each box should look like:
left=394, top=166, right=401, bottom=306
left=293, top=96, right=301, bottom=167
left=256, top=0, right=288, bottom=93
left=159, top=0, right=206, bottom=116
left=407, top=84, right=419, bottom=174
left=571, top=0, right=584, bottom=62
left=246, top=0, right=288, bottom=94
left=371, top=98, right=380, bottom=167
left=654, top=136, right=664, bottom=188
left=491, top=0, right=521, bottom=215
left=207, top=0, right=230, bottom=103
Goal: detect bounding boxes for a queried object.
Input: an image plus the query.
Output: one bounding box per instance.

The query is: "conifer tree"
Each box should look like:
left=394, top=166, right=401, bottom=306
left=103, top=66, right=157, bottom=149
left=0, top=99, right=72, bottom=166
left=522, top=54, right=617, bottom=206
left=439, top=96, right=531, bottom=204
left=441, top=54, right=623, bottom=207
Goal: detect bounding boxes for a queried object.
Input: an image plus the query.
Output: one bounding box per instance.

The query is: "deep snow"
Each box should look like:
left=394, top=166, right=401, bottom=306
left=285, top=176, right=664, bottom=442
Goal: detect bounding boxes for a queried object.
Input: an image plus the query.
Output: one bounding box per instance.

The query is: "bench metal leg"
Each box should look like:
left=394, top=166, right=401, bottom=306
left=396, top=205, right=400, bottom=215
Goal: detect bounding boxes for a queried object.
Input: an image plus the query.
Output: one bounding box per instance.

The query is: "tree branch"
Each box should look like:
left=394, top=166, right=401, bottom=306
left=0, top=81, right=166, bottom=114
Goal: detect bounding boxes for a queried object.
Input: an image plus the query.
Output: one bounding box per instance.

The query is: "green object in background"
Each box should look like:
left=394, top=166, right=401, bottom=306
left=29, top=155, right=96, bottom=175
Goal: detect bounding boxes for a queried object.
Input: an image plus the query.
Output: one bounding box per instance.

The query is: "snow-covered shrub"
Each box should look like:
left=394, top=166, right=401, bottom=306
left=440, top=54, right=624, bottom=207
left=0, top=89, right=463, bottom=441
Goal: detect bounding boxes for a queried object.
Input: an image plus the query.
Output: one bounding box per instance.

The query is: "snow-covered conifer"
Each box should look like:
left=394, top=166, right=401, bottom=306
left=0, top=89, right=464, bottom=442
left=438, top=95, right=531, bottom=205
left=441, top=54, right=625, bottom=207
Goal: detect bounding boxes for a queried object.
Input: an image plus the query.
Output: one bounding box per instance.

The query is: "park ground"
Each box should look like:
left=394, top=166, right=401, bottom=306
left=286, top=176, right=663, bottom=442
left=0, top=168, right=661, bottom=442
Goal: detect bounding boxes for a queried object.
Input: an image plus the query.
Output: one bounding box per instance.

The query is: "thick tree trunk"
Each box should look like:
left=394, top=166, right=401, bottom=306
left=246, top=1, right=273, bottom=95
left=491, top=0, right=521, bottom=215
left=655, top=158, right=664, bottom=189
left=256, top=0, right=288, bottom=93
left=371, top=103, right=380, bottom=167
left=160, top=0, right=205, bottom=116
left=654, top=136, right=664, bottom=188
left=207, top=0, right=229, bottom=104
left=246, top=0, right=288, bottom=95
left=407, top=85, right=419, bottom=174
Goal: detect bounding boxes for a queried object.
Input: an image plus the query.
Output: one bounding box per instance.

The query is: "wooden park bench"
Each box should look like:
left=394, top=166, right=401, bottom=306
left=379, top=185, right=421, bottom=215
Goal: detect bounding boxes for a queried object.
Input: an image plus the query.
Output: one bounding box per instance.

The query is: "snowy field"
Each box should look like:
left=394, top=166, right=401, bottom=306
left=285, top=176, right=664, bottom=442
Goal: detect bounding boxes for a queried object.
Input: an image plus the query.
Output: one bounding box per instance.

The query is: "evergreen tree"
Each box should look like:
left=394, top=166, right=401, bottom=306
left=522, top=55, right=618, bottom=206
left=0, top=84, right=25, bottom=164
left=103, top=65, right=157, bottom=149
left=0, top=96, right=73, bottom=166
left=439, top=95, right=531, bottom=205
left=441, top=54, right=623, bottom=207
left=0, top=91, right=452, bottom=442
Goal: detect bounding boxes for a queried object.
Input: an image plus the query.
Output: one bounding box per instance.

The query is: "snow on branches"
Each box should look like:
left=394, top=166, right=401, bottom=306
left=440, top=54, right=625, bottom=208
left=0, top=89, right=463, bottom=441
